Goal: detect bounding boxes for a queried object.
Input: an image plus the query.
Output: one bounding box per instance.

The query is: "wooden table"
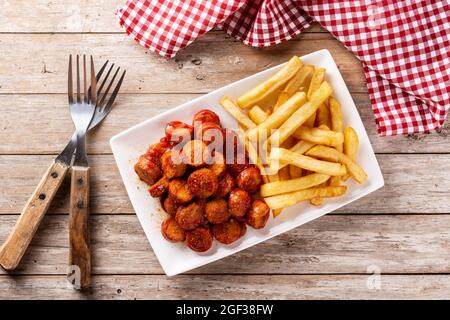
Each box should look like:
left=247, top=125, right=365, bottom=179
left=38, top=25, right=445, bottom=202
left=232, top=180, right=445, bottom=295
left=1, top=1, right=449, bottom=300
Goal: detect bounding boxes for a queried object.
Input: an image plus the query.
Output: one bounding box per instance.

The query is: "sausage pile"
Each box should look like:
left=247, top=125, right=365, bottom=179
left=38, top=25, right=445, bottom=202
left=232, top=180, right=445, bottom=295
left=134, top=109, right=270, bottom=253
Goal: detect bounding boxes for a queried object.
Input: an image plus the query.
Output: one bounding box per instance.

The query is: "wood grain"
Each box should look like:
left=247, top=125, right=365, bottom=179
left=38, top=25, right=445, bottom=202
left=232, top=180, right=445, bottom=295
left=69, top=166, right=91, bottom=289
left=0, top=0, right=124, bottom=33
left=0, top=214, right=449, bottom=275
left=0, top=154, right=448, bottom=215
left=1, top=94, right=449, bottom=155
left=0, top=274, right=448, bottom=299
left=0, top=33, right=366, bottom=94
left=0, top=160, right=68, bottom=270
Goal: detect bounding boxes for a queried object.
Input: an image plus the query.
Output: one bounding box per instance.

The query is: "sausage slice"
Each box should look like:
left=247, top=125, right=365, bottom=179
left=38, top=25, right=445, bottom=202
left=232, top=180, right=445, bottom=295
left=246, top=199, right=270, bottom=229
left=161, top=217, right=186, bottom=242
left=205, top=198, right=230, bottom=224
left=186, top=226, right=213, bottom=252
left=187, top=168, right=218, bottom=198
left=168, top=179, right=194, bottom=204
left=216, top=172, right=236, bottom=197
left=237, top=167, right=263, bottom=194
left=134, top=155, right=162, bottom=185
left=228, top=188, right=251, bottom=219
left=161, top=150, right=187, bottom=179
left=211, top=219, right=242, bottom=244
left=175, top=202, right=204, bottom=230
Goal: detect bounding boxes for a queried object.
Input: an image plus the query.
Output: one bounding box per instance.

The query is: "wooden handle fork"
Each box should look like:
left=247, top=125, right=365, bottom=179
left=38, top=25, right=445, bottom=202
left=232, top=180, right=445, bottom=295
left=0, top=160, right=69, bottom=270
left=68, top=165, right=91, bottom=289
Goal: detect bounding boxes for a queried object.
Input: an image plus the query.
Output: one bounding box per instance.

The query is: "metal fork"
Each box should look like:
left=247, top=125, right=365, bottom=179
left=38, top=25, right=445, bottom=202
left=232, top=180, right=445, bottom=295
left=57, top=60, right=126, bottom=165
left=0, top=57, right=125, bottom=273
left=67, top=57, right=126, bottom=289
left=67, top=54, right=97, bottom=289
left=69, top=54, right=98, bottom=165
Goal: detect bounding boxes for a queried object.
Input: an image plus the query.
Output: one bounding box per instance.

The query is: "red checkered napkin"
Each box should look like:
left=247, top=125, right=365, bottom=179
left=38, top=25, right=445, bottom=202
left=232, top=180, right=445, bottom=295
left=117, top=0, right=450, bottom=136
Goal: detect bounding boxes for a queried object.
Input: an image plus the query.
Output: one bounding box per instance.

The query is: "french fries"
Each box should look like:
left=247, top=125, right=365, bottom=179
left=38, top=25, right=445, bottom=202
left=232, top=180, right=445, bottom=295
left=318, top=124, right=330, bottom=131
left=271, top=131, right=296, bottom=216
left=240, top=111, right=280, bottom=216
left=307, top=124, right=331, bottom=204
left=220, top=97, right=256, bottom=129
left=267, top=171, right=282, bottom=217
left=289, top=165, right=302, bottom=179
left=219, top=56, right=368, bottom=218
left=249, top=106, right=268, bottom=125
left=247, top=92, right=307, bottom=141
left=237, top=56, right=303, bottom=108
left=329, top=97, right=343, bottom=152
left=307, top=68, right=326, bottom=100
left=268, top=81, right=333, bottom=147
left=344, top=127, right=359, bottom=157
left=328, top=97, right=348, bottom=187
left=304, top=110, right=317, bottom=128
left=238, top=126, right=260, bottom=166
left=261, top=173, right=330, bottom=197
left=271, top=148, right=347, bottom=176
left=278, top=166, right=291, bottom=180
left=310, top=180, right=328, bottom=206
left=294, top=127, right=344, bottom=147
left=275, top=65, right=314, bottom=110
left=271, top=133, right=297, bottom=217
left=290, top=140, right=315, bottom=154
left=305, top=145, right=340, bottom=162
left=277, top=165, right=291, bottom=195
left=328, top=97, right=344, bottom=186
left=316, top=103, right=331, bottom=128
left=265, top=186, right=347, bottom=210
left=274, top=93, right=289, bottom=111
left=343, top=127, right=359, bottom=181
left=272, top=209, right=283, bottom=217
left=285, top=65, right=314, bottom=94
left=305, top=67, right=326, bottom=127
left=275, top=140, right=315, bottom=171
left=337, top=152, right=367, bottom=184
left=329, top=176, right=341, bottom=187
left=305, top=145, right=368, bottom=184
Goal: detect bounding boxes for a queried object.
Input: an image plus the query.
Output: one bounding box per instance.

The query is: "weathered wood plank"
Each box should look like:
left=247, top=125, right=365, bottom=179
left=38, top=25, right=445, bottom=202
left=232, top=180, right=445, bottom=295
left=0, top=0, right=326, bottom=34
left=0, top=274, right=448, bottom=299
left=0, top=155, right=129, bottom=214
left=1, top=93, right=449, bottom=155
left=0, top=214, right=449, bottom=275
left=0, top=94, right=195, bottom=155
left=0, top=33, right=365, bottom=94
left=0, top=0, right=123, bottom=33
left=0, top=154, right=448, bottom=214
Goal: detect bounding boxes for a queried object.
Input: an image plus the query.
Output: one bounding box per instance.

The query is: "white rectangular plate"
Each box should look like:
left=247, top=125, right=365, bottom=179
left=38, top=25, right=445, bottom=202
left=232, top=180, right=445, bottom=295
left=110, top=49, right=384, bottom=276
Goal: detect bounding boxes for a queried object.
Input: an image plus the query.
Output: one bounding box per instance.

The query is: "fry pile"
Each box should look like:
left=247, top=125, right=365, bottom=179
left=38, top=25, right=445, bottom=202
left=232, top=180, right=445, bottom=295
left=220, top=56, right=368, bottom=217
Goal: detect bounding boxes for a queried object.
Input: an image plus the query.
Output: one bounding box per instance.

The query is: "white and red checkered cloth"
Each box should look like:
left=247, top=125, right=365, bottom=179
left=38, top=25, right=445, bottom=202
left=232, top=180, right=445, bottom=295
left=117, top=0, right=450, bottom=136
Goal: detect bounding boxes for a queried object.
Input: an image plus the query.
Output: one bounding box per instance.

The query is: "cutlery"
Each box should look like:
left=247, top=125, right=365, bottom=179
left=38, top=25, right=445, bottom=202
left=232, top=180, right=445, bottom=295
left=0, top=57, right=125, bottom=273
left=67, top=54, right=98, bottom=289
left=68, top=55, right=125, bottom=289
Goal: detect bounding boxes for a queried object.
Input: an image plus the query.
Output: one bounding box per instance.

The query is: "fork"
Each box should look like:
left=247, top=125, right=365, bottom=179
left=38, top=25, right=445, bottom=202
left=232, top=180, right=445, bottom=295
left=67, top=54, right=97, bottom=289
left=58, top=60, right=126, bottom=164
left=0, top=57, right=125, bottom=272
left=67, top=57, right=126, bottom=289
